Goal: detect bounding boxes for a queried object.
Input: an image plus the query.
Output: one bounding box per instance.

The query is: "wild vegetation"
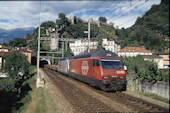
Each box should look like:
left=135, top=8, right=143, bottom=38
left=122, top=55, right=169, bottom=82
left=0, top=53, right=37, bottom=113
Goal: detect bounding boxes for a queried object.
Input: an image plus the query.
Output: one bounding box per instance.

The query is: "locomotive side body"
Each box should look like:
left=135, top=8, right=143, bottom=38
left=58, top=57, right=71, bottom=75
left=69, top=50, right=127, bottom=91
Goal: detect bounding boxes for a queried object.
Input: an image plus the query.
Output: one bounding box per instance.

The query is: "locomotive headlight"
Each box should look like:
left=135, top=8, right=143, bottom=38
left=102, top=76, right=109, bottom=79
left=111, top=75, right=117, bottom=78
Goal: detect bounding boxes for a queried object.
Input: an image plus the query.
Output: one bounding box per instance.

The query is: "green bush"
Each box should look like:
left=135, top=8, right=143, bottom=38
left=123, top=55, right=169, bottom=82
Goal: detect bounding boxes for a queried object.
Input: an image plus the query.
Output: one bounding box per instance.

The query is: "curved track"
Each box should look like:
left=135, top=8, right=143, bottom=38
left=43, top=68, right=169, bottom=113
left=43, top=68, right=118, bottom=113
left=94, top=90, right=169, bottom=113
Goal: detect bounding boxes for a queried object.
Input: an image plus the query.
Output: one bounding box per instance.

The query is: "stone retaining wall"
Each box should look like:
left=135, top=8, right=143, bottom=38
left=127, top=76, right=169, bottom=99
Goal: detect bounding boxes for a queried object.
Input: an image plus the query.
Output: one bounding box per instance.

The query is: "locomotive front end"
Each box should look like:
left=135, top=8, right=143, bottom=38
left=100, top=59, right=127, bottom=91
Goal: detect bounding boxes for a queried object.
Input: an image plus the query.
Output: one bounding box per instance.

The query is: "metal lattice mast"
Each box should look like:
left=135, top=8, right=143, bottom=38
left=37, top=26, right=40, bottom=77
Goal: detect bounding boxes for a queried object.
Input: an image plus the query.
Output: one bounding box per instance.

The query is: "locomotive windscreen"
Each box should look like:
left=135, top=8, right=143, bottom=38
left=101, top=59, right=123, bottom=69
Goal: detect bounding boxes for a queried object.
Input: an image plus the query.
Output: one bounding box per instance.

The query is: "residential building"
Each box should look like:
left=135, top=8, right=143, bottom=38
left=16, top=49, right=32, bottom=64
left=118, top=47, right=152, bottom=57
left=69, top=38, right=121, bottom=55
left=0, top=45, right=8, bottom=52
left=142, top=54, right=164, bottom=69
left=155, top=52, right=170, bottom=69
left=0, top=52, right=11, bottom=71
left=0, top=49, right=32, bottom=71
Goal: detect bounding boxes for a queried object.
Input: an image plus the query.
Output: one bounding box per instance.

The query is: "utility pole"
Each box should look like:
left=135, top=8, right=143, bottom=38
left=84, top=19, right=91, bottom=53
left=37, top=25, right=40, bottom=77
left=88, top=20, right=90, bottom=53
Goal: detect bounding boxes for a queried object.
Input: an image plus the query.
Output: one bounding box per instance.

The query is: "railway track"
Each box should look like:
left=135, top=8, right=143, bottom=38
left=94, top=90, right=169, bottom=113
left=43, top=68, right=169, bottom=113
left=43, top=68, right=118, bottom=113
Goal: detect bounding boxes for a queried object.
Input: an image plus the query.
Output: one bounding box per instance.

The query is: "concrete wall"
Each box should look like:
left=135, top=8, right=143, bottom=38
left=127, top=77, right=169, bottom=99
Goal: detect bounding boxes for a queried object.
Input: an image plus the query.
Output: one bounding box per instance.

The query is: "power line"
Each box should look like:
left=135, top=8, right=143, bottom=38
left=107, top=0, right=140, bottom=22
left=117, top=0, right=149, bottom=28
left=93, top=0, right=123, bottom=21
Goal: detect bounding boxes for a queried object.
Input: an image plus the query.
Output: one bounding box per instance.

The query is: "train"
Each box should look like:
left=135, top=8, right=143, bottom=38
left=45, top=50, right=127, bottom=91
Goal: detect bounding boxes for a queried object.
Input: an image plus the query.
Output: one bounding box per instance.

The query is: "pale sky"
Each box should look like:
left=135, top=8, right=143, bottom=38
left=0, top=0, right=161, bottom=30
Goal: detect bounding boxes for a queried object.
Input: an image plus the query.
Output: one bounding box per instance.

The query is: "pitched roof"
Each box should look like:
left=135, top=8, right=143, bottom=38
left=0, top=46, right=8, bottom=49
left=0, top=52, right=12, bottom=57
left=0, top=49, right=31, bottom=57
left=118, top=47, right=152, bottom=53
left=155, top=51, right=169, bottom=55
left=142, top=54, right=161, bottom=59
left=16, top=49, right=32, bottom=53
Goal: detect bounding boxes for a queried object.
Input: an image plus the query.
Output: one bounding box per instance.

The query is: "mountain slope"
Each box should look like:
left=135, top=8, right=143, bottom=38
left=0, top=27, right=35, bottom=44
left=116, top=0, right=169, bottom=51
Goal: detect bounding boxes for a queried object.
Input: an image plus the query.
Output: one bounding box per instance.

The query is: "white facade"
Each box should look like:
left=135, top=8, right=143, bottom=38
left=69, top=38, right=121, bottom=55
left=0, top=45, right=8, bottom=52
left=118, top=47, right=152, bottom=57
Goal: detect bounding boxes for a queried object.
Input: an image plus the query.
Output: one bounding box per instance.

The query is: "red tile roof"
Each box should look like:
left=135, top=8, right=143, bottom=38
left=118, top=47, right=152, bottom=53
left=0, top=49, right=31, bottom=57
left=0, top=52, right=12, bottom=57
left=0, top=46, right=8, bottom=49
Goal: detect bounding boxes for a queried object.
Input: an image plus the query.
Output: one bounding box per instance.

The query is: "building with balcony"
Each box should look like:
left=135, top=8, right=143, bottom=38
left=118, top=47, right=152, bottom=57
left=155, top=51, right=170, bottom=69
left=69, top=38, right=121, bottom=55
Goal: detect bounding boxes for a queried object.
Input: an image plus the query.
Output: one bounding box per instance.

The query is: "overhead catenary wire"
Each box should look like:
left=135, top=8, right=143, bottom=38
left=117, top=0, right=149, bottom=28
left=107, top=0, right=141, bottom=22
left=94, top=0, right=123, bottom=21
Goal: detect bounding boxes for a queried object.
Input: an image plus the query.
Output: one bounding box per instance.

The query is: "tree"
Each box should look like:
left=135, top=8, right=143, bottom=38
left=4, top=53, right=30, bottom=79
left=122, top=55, right=169, bottom=82
left=3, top=42, right=8, bottom=47
left=8, top=38, right=27, bottom=47
left=99, top=17, right=107, bottom=23
left=97, top=34, right=103, bottom=50
left=56, top=13, right=70, bottom=27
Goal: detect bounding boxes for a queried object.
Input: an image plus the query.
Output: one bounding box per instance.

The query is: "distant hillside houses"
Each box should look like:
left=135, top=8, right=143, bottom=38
left=118, top=47, right=169, bottom=69
left=0, top=45, right=32, bottom=71
left=69, top=38, right=121, bottom=55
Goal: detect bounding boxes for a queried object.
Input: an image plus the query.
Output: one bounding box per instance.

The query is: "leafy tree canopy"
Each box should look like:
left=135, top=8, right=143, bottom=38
left=123, top=55, right=169, bottom=82
left=99, top=17, right=107, bottom=23
left=56, top=13, right=70, bottom=27
left=4, top=53, right=30, bottom=79
left=8, top=38, right=27, bottom=47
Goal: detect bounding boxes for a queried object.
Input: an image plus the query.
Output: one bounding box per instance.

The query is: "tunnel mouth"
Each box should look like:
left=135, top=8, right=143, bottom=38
left=40, top=60, right=49, bottom=67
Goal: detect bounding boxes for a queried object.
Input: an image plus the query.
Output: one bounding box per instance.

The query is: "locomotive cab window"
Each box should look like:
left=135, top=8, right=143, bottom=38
left=92, top=60, right=101, bottom=66
left=101, top=59, right=123, bottom=69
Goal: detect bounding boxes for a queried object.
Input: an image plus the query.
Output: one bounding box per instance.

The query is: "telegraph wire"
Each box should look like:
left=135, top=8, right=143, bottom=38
left=117, top=0, right=149, bottom=28
left=107, top=0, right=140, bottom=22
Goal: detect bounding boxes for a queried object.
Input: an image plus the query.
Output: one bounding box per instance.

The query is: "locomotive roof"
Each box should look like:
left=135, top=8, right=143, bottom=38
left=59, top=56, right=73, bottom=61
left=73, top=50, right=119, bottom=59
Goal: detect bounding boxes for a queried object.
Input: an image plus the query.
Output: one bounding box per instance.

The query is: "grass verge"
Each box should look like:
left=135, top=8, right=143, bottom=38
left=20, top=87, right=58, bottom=113
left=134, top=90, right=169, bottom=104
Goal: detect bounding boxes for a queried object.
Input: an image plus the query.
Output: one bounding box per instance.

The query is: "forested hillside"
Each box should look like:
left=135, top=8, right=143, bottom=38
left=8, top=0, right=168, bottom=54
left=116, top=0, right=169, bottom=51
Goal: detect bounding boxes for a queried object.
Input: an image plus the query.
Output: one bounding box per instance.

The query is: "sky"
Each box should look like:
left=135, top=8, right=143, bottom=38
left=0, top=0, right=161, bottom=30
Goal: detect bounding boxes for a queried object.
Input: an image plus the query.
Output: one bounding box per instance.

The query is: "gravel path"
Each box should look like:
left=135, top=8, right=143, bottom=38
left=42, top=69, right=76, bottom=113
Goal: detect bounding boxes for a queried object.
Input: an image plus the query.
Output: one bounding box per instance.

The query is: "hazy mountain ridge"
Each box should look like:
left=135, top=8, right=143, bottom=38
left=0, top=27, right=35, bottom=44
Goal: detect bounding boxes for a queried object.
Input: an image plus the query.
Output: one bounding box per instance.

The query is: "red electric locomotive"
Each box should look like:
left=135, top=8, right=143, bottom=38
left=69, top=50, right=127, bottom=91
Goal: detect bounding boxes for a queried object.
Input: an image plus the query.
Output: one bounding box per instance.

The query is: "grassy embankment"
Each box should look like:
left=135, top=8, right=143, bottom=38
left=134, top=90, right=169, bottom=104
left=20, top=87, right=58, bottom=113
left=19, top=66, right=58, bottom=113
